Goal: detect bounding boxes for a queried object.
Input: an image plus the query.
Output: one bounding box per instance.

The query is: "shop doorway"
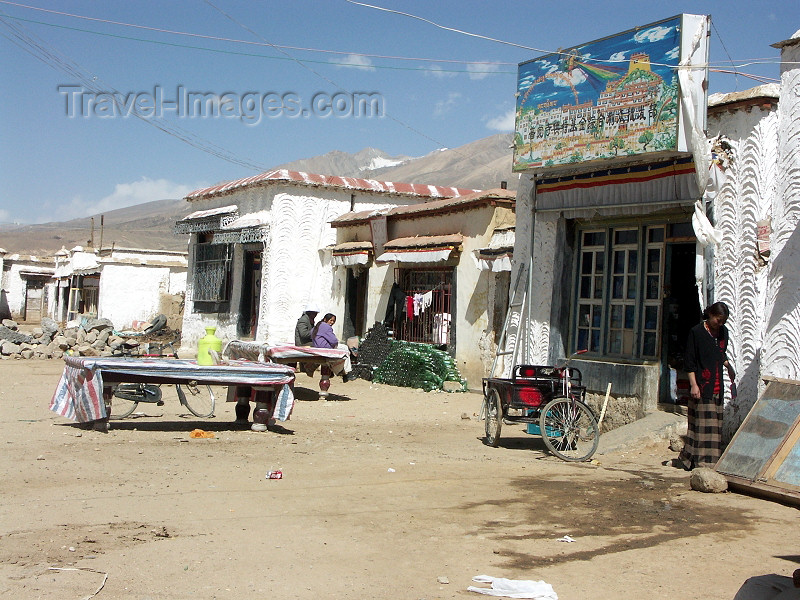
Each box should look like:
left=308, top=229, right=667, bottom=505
left=661, top=242, right=702, bottom=404
left=238, top=249, right=262, bottom=339
left=343, top=268, right=368, bottom=340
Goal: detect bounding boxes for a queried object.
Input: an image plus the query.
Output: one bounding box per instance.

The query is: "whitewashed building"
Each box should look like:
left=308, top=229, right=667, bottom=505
left=0, top=250, right=56, bottom=323
left=176, top=170, right=478, bottom=351
left=51, top=246, right=187, bottom=330
left=512, top=27, right=800, bottom=436
left=329, top=188, right=516, bottom=386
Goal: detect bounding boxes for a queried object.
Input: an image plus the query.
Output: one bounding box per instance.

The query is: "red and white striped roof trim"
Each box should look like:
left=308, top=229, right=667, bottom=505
left=185, top=169, right=480, bottom=201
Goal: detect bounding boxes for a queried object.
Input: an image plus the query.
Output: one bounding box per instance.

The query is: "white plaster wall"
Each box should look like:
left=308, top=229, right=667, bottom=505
left=707, top=104, right=779, bottom=437
left=510, top=177, right=559, bottom=371
left=762, top=40, right=800, bottom=383
left=98, top=265, right=170, bottom=329
left=4, top=265, right=28, bottom=317
left=168, top=271, right=186, bottom=295
left=181, top=185, right=432, bottom=349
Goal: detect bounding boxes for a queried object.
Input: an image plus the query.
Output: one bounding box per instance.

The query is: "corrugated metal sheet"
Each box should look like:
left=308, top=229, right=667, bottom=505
left=185, top=169, right=480, bottom=201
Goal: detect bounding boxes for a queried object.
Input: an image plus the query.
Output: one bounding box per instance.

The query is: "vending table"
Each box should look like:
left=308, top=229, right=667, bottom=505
left=223, top=341, right=349, bottom=399
left=50, top=355, right=296, bottom=431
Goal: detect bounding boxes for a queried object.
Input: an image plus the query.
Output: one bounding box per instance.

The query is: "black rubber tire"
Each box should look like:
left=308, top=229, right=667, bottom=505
left=539, top=397, right=599, bottom=462
left=177, top=383, right=216, bottom=418
left=484, top=387, right=503, bottom=447
left=110, top=384, right=141, bottom=419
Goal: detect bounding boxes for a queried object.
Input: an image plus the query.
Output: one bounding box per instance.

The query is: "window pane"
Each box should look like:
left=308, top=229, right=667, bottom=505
left=646, top=275, right=660, bottom=299
left=642, top=332, right=657, bottom=356
left=591, top=305, right=602, bottom=328
left=613, top=276, right=623, bottom=298
left=627, top=250, right=638, bottom=273
left=593, top=275, right=604, bottom=299
left=613, top=250, right=625, bottom=274
left=615, top=229, right=638, bottom=244
left=609, top=331, right=621, bottom=354
left=594, top=251, right=605, bottom=274
left=581, top=253, right=593, bottom=274
left=580, top=276, right=591, bottom=298
left=584, top=231, right=605, bottom=246
left=577, top=328, right=588, bottom=351
left=648, top=227, right=665, bottom=243
left=578, top=304, right=591, bottom=326
left=645, top=305, right=659, bottom=329
left=610, top=305, right=622, bottom=328
left=668, top=222, right=694, bottom=238
left=627, top=275, right=637, bottom=299
left=625, top=305, right=635, bottom=328
left=647, top=248, right=661, bottom=273
left=591, top=329, right=601, bottom=351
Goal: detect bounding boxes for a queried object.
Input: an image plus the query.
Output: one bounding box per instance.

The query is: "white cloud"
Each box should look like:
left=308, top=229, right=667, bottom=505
left=425, top=64, right=458, bottom=78
left=554, top=68, right=587, bottom=87
left=665, top=46, right=680, bottom=60
left=609, top=51, right=627, bottom=62
left=634, top=25, right=672, bottom=43
left=334, top=54, right=376, bottom=71
left=51, top=178, right=194, bottom=222
left=434, top=92, right=461, bottom=116
left=467, top=62, right=500, bottom=80
left=486, top=108, right=515, bottom=132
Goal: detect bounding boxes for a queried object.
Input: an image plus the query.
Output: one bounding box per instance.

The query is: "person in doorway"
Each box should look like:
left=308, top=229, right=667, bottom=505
left=678, top=301, right=736, bottom=470
left=311, top=313, right=353, bottom=381
left=294, top=305, right=319, bottom=347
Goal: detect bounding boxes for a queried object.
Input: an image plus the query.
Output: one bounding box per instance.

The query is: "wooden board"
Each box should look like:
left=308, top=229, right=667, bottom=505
left=716, top=378, right=800, bottom=504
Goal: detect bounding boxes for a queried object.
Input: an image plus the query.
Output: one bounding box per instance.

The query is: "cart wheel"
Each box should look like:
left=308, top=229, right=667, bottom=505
left=110, top=384, right=141, bottom=419
left=484, top=387, right=503, bottom=447
left=539, top=396, right=599, bottom=461
left=177, top=383, right=216, bottom=418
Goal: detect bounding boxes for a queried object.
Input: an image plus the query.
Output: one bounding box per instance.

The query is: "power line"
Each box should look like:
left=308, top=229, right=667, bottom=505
left=201, top=0, right=470, bottom=159
left=0, top=11, right=270, bottom=172
left=0, top=0, right=786, bottom=72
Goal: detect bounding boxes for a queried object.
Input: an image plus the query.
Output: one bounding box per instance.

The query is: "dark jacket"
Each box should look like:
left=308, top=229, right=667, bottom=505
left=685, top=321, right=729, bottom=401
left=295, top=313, right=315, bottom=346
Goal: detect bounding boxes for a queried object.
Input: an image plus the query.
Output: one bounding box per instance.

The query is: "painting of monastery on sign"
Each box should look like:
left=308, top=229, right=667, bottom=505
left=513, top=15, right=695, bottom=171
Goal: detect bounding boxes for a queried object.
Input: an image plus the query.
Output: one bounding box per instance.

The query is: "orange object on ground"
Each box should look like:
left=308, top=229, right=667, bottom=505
left=189, top=429, right=215, bottom=439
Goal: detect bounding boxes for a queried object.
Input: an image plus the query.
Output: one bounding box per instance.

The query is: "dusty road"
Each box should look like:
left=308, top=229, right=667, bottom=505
left=0, top=359, right=797, bottom=599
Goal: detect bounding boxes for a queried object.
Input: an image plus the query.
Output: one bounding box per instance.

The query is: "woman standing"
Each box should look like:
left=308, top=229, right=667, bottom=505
left=678, top=302, right=736, bottom=470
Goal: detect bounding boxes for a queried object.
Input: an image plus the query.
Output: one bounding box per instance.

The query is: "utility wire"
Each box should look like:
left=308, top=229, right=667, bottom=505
left=1, top=13, right=516, bottom=75
left=0, top=11, right=270, bottom=172
left=0, top=0, right=787, bottom=71
left=202, top=0, right=471, bottom=159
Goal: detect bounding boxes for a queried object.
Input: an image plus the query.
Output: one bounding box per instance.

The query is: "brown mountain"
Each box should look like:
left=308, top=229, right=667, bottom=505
left=0, top=134, right=515, bottom=256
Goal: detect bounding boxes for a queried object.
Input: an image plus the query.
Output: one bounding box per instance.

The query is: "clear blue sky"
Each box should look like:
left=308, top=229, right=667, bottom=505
left=0, top=1, right=796, bottom=224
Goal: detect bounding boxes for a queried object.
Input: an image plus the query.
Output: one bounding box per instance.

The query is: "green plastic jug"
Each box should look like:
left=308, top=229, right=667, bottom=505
left=197, top=326, right=222, bottom=365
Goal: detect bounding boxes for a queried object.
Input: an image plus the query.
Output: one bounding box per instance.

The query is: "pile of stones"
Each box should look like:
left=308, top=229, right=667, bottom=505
left=0, top=317, right=173, bottom=360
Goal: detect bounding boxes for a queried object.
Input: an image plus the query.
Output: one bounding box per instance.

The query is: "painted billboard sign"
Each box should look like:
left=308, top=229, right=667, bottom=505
left=513, top=15, right=707, bottom=172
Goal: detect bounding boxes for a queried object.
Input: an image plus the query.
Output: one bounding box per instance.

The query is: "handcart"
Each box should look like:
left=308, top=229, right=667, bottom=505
left=482, top=364, right=599, bottom=461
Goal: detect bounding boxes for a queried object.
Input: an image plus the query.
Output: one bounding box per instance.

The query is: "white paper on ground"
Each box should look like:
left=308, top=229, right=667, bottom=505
left=467, top=575, right=558, bottom=599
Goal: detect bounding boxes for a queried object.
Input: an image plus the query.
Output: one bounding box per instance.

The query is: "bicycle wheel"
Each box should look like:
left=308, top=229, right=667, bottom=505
left=110, top=384, right=140, bottom=419
left=484, top=387, right=502, bottom=447
left=539, top=396, right=599, bottom=461
left=176, top=382, right=216, bottom=418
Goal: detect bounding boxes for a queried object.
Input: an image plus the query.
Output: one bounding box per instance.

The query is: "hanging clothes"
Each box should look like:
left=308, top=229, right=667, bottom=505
left=383, top=282, right=406, bottom=326
left=406, top=295, right=414, bottom=321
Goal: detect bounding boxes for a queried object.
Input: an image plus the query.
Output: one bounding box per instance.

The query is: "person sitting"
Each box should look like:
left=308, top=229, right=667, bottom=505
left=311, top=313, right=353, bottom=381
left=294, top=305, right=319, bottom=347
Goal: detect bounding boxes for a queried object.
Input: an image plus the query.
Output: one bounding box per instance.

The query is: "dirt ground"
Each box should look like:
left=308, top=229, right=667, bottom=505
left=0, top=359, right=798, bottom=600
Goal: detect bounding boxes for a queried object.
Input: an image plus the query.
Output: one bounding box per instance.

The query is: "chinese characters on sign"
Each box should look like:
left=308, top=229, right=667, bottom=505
left=514, top=16, right=686, bottom=172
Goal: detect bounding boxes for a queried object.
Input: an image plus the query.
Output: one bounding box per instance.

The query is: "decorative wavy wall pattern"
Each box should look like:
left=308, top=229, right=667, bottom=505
left=762, top=53, right=800, bottom=382
left=710, top=106, right=779, bottom=437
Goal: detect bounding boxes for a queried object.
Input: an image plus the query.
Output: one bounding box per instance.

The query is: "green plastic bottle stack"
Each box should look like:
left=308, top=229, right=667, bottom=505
left=373, top=340, right=467, bottom=392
